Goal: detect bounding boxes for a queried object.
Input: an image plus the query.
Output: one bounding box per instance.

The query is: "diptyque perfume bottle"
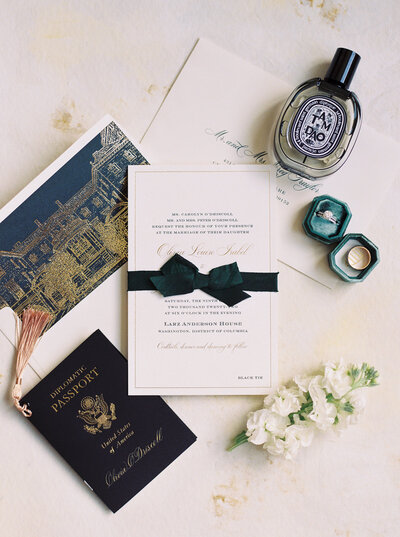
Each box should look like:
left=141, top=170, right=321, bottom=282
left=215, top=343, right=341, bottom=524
left=274, top=48, right=362, bottom=180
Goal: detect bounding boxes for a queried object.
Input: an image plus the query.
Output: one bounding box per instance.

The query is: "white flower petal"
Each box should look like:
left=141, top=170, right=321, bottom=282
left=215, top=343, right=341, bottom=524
left=294, top=375, right=313, bottom=392
left=248, top=427, right=270, bottom=445
left=322, top=360, right=352, bottom=398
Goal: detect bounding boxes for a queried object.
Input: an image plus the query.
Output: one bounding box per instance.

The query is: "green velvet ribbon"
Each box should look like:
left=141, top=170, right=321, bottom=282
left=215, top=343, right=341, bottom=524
left=128, top=254, right=278, bottom=307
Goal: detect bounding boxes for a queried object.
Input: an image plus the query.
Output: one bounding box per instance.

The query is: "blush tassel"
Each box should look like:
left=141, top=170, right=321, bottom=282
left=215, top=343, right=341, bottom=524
left=12, top=308, right=53, bottom=417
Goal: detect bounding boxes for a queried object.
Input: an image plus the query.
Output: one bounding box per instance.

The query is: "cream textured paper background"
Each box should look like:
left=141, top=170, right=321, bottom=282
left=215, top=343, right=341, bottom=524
left=0, top=2, right=399, bottom=536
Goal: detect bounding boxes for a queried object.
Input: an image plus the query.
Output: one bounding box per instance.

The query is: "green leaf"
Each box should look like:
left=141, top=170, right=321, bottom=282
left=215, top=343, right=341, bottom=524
left=342, top=401, right=354, bottom=413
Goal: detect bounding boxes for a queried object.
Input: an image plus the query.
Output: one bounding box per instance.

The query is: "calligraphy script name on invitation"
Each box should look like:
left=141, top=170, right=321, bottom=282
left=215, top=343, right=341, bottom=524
left=205, top=128, right=268, bottom=164
left=204, top=127, right=323, bottom=194
left=157, top=243, right=253, bottom=259
left=275, top=165, right=322, bottom=193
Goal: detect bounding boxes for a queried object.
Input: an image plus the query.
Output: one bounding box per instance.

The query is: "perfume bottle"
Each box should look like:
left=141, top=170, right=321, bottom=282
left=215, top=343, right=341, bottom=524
left=274, top=48, right=362, bottom=180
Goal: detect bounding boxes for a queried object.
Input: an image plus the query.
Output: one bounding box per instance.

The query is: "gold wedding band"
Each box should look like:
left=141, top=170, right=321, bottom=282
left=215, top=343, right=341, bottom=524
left=347, top=246, right=371, bottom=270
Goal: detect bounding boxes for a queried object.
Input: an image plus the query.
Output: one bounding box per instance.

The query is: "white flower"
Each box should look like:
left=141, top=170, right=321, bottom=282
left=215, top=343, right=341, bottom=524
left=294, top=375, right=314, bottom=393
left=287, top=420, right=314, bottom=448
left=246, top=426, right=270, bottom=445
left=348, top=391, right=366, bottom=417
left=308, top=377, right=337, bottom=431
left=263, top=410, right=290, bottom=436
left=230, top=360, right=378, bottom=461
left=246, top=409, right=270, bottom=445
left=261, top=421, right=314, bottom=460
left=322, top=359, right=352, bottom=399
left=264, top=386, right=305, bottom=417
left=246, top=408, right=289, bottom=445
left=264, top=436, right=296, bottom=459
left=263, top=392, right=275, bottom=408
left=342, top=391, right=366, bottom=425
left=263, top=436, right=286, bottom=457
left=263, top=429, right=295, bottom=460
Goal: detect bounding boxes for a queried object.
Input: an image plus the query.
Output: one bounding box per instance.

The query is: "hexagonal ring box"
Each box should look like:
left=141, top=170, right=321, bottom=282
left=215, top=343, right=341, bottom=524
left=329, top=233, right=380, bottom=282
left=303, top=195, right=352, bottom=244
left=303, top=195, right=380, bottom=282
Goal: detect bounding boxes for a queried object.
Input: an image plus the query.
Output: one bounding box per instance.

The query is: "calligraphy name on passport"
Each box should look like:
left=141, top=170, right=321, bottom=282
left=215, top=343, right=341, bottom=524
left=105, top=428, right=164, bottom=487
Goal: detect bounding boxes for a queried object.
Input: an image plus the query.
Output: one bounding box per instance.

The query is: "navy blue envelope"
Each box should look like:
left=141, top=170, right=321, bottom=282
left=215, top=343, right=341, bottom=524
left=21, top=330, right=196, bottom=512
left=0, top=120, right=147, bottom=328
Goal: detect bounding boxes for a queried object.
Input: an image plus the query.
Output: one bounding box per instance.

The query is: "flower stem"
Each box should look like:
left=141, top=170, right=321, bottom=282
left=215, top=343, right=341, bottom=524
left=227, top=430, right=248, bottom=451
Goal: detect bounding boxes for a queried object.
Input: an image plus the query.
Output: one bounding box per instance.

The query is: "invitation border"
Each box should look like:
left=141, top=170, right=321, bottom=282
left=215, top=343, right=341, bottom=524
left=128, top=165, right=278, bottom=395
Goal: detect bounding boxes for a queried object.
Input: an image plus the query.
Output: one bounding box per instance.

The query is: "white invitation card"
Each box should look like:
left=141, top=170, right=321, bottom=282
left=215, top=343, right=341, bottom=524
left=128, top=165, right=277, bottom=395
left=142, top=39, right=400, bottom=288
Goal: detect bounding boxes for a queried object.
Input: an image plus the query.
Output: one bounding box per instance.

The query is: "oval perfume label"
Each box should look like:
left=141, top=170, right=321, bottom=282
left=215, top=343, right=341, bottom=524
left=290, top=97, right=346, bottom=158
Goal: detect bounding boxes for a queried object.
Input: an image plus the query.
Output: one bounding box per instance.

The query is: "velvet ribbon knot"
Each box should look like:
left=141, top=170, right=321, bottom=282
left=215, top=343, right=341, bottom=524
left=128, top=254, right=278, bottom=307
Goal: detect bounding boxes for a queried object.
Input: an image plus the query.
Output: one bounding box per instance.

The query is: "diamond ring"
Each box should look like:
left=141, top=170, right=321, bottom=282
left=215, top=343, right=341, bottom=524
left=315, top=209, right=338, bottom=224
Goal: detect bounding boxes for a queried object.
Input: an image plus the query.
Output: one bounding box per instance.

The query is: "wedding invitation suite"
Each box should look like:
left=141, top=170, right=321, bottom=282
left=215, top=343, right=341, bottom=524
left=142, top=39, right=400, bottom=288
left=21, top=330, right=196, bottom=513
left=128, top=165, right=277, bottom=395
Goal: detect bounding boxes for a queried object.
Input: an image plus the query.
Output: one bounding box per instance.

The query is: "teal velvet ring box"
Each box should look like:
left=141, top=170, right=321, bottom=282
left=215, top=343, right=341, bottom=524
left=303, top=195, right=380, bottom=282
left=329, top=233, right=380, bottom=282
left=303, top=195, right=352, bottom=244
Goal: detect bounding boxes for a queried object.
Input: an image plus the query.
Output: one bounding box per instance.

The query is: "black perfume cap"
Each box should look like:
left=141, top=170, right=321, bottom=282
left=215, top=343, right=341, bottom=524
left=324, top=48, right=361, bottom=89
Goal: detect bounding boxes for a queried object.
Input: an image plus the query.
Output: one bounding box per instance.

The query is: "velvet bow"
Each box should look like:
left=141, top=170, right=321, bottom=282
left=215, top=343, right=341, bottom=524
left=148, top=254, right=249, bottom=307
left=128, top=254, right=279, bottom=307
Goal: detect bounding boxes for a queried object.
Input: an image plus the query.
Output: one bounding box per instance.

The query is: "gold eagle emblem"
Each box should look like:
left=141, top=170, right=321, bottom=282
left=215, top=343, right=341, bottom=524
left=77, top=394, right=117, bottom=435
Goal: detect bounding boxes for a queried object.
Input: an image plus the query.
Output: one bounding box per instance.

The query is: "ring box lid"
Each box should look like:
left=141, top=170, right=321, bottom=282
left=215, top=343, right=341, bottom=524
left=328, top=233, right=380, bottom=282
left=303, top=195, right=352, bottom=244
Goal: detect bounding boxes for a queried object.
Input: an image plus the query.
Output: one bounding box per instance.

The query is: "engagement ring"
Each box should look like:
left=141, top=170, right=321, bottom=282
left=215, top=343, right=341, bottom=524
left=315, top=209, right=338, bottom=224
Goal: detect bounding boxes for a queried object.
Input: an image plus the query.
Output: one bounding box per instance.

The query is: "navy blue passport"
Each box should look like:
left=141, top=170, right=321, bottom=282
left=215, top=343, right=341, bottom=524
left=21, top=330, right=196, bottom=512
